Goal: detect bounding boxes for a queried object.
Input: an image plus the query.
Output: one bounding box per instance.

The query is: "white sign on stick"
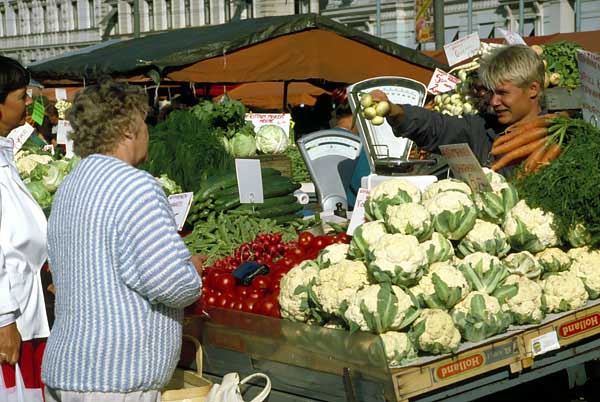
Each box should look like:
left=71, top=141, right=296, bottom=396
left=168, top=192, right=194, bottom=231
left=427, top=68, right=462, bottom=95
left=245, top=113, right=291, bottom=136
left=235, top=159, right=264, bottom=204
left=577, top=49, right=600, bottom=127
left=54, top=88, right=68, bottom=101
left=439, top=143, right=493, bottom=193
left=346, top=188, right=370, bottom=236
left=443, top=32, right=481, bottom=66
left=56, top=120, right=73, bottom=145
left=7, top=123, right=35, bottom=154
left=498, top=28, right=527, bottom=46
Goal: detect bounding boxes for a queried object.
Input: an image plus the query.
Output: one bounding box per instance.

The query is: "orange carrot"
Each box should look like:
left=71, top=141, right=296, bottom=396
left=491, top=128, right=548, bottom=155
left=492, top=137, right=548, bottom=171
left=538, top=143, right=562, bottom=165
left=523, top=142, right=549, bottom=174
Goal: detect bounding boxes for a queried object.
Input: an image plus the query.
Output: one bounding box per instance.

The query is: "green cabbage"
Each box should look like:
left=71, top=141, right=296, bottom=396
left=230, top=132, right=257, bottom=157
left=256, top=124, right=289, bottom=154
left=26, top=181, right=52, bottom=209
left=155, top=174, right=183, bottom=196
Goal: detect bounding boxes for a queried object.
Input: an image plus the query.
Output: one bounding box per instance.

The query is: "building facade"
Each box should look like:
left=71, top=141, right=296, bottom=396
left=1, top=0, right=598, bottom=65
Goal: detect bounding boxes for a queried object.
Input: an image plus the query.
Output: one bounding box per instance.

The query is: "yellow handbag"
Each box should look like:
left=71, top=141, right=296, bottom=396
left=162, top=335, right=213, bottom=402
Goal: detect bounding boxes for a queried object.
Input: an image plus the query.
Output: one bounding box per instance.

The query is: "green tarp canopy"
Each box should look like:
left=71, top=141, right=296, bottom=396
left=28, top=13, right=446, bottom=85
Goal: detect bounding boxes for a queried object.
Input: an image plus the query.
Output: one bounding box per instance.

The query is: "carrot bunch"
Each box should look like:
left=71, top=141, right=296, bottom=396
left=491, top=112, right=568, bottom=173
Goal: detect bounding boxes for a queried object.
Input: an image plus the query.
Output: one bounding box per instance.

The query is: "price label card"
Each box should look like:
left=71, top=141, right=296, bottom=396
left=443, top=32, right=481, bottom=66
left=32, top=99, right=46, bottom=126
left=56, top=120, right=72, bottom=144
left=54, top=88, right=68, bottom=101
left=439, top=143, right=493, bottom=192
left=43, top=144, right=55, bottom=155
left=427, top=68, right=462, bottom=95
left=498, top=28, right=527, bottom=46
left=235, top=159, right=264, bottom=204
left=577, top=49, right=600, bottom=127
left=168, top=192, right=194, bottom=231
left=65, top=139, right=75, bottom=158
left=531, top=331, right=560, bottom=356
left=245, top=113, right=291, bottom=136
left=7, top=123, right=35, bottom=153
left=347, top=188, right=370, bottom=235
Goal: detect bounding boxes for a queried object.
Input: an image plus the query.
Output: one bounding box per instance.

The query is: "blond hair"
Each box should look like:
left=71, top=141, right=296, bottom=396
left=479, top=45, right=545, bottom=99
left=67, top=79, right=149, bottom=157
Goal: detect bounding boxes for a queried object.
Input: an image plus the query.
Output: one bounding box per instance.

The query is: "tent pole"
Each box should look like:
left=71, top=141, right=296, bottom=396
left=283, top=81, right=289, bottom=111
left=467, top=0, right=473, bottom=34
left=519, top=0, right=524, bottom=36
left=433, top=0, right=444, bottom=50
left=134, top=0, right=141, bottom=38
left=376, top=0, right=381, bottom=37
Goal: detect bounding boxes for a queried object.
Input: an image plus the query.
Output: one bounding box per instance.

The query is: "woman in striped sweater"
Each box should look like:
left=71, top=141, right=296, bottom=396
left=42, top=79, right=204, bottom=402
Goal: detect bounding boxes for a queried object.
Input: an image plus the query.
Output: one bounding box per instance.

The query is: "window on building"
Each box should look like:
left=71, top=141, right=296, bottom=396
left=14, top=6, right=20, bottom=35
left=245, top=0, right=253, bottom=18
left=0, top=7, right=4, bottom=36
left=166, top=0, right=172, bottom=29
left=57, top=3, right=62, bottom=31
left=41, top=6, right=48, bottom=32
left=72, top=1, right=78, bottom=30
left=147, top=0, right=154, bottom=31
left=88, top=0, right=95, bottom=27
left=294, top=0, right=310, bottom=14
left=185, top=0, right=190, bottom=26
left=204, top=0, right=210, bottom=24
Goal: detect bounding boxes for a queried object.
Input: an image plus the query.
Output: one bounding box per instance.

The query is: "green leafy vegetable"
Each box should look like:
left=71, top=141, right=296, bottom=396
left=542, top=41, right=582, bottom=90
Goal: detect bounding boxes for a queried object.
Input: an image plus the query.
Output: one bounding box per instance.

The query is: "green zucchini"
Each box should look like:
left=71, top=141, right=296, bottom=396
left=198, top=168, right=282, bottom=201
left=233, top=195, right=297, bottom=211
left=256, top=202, right=303, bottom=218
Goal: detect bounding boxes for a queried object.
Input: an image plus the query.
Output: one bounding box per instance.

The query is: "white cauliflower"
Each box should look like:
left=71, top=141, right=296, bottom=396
left=501, top=275, right=544, bottom=324
left=503, top=200, right=559, bottom=253
left=570, top=250, right=600, bottom=299
left=343, top=283, right=419, bottom=333
left=349, top=220, right=388, bottom=260
left=410, top=309, right=461, bottom=354
left=420, top=232, right=455, bottom=264
left=412, top=262, right=470, bottom=310
left=424, top=191, right=478, bottom=240
left=364, top=179, right=422, bottom=221
left=369, top=234, right=428, bottom=287
left=458, top=252, right=509, bottom=294
left=502, top=251, right=543, bottom=280
left=384, top=202, right=433, bottom=241
left=541, top=271, right=588, bottom=313
left=422, top=178, right=472, bottom=202
left=310, top=259, right=370, bottom=318
left=318, top=243, right=349, bottom=268
left=536, top=247, right=572, bottom=276
left=567, top=247, right=592, bottom=262
left=15, top=152, right=54, bottom=177
left=452, top=291, right=512, bottom=342
left=379, top=332, right=418, bottom=366
left=278, top=260, right=320, bottom=322
left=458, top=219, right=510, bottom=257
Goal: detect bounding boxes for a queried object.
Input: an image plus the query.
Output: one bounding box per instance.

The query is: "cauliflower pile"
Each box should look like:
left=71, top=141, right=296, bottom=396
left=503, top=200, right=559, bottom=253
left=458, top=219, right=511, bottom=257
left=364, top=179, right=421, bottom=221
left=348, top=220, right=388, bottom=260
left=410, top=309, right=461, bottom=354
left=411, top=263, right=470, bottom=310
left=424, top=190, right=478, bottom=240
left=473, top=168, right=519, bottom=225
left=384, top=203, right=433, bottom=241
left=541, top=271, right=588, bottom=313
left=500, top=275, right=544, bottom=325
left=451, top=291, right=512, bottom=342
left=318, top=243, right=349, bottom=268
left=368, top=233, right=428, bottom=287
left=278, top=260, right=320, bottom=322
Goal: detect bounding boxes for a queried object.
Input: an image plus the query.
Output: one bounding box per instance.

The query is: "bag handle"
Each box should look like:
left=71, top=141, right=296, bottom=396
left=240, top=373, right=271, bottom=402
left=182, top=335, right=203, bottom=375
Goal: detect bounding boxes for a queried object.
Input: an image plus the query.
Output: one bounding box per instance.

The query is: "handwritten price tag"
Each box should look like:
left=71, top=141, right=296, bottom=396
left=439, top=144, right=492, bottom=192
left=427, top=68, right=462, bottom=95
left=56, top=120, right=72, bottom=145
left=7, top=123, right=35, bottom=153
left=577, top=49, right=600, bottom=127
left=347, top=188, right=370, bottom=235
left=443, top=32, right=481, bottom=66
left=168, top=192, right=194, bottom=231
left=498, top=28, right=527, bottom=46
left=245, top=113, right=291, bottom=136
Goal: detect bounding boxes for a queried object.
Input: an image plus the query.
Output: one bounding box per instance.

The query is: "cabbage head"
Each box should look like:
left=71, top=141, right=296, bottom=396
left=26, top=181, right=52, bottom=209
left=230, top=132, right=257, bottom=157
left=256, top=124, right=289, bottom=154
left=155, top=174, right=183, bottom=196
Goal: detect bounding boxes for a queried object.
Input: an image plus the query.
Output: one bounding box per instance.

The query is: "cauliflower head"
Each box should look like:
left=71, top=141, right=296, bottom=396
left=410, top=309, right=461, bottom=354
left=424, top=191, right=478, bottom=240
left=501, top=275, right=544, bottom=324
left=310, top=259, right=370, bottom=318
left=570, top=250, right=600, bottom=299
left=452, top=291, right=512, bottom=342
left=343, top=283, right=419, bottom=333
left=379, top=332, right=418, bottom=366
left=502, top=251, right=542, bottom=280
left=422, top=179, right=472, bottom=202
left=365, top=179, right=421, bottom=221
left=318, top=243, right=349, bottom=268
left=369, top=234, right=428, bottom=287
left=15, top=153, right=54, bottom=178
left=458, top=219, right=510, bottom=257
left=566, top=222, right=592, bottom=248
left=458, top=252, right=509, bottom=294
left=412, top=262, right=470, bottom=310
left=473, top=168, right=519, bottom=225
left=503, top=200, right=559, bottom=253
left=420, top=232, right=455, bottom=264
left=536, top=247, right=572, bottom=276
left=349, top=220, right=388, bottom=260
left=278, top=260, right=320, bottom=322
left=541, top=271, right=588, bottom=313
left=384, top=202, right=433, bottom=242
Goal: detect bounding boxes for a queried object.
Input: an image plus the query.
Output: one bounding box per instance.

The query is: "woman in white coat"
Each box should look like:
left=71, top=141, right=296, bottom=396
left=0, top=56, right=50, bottom=389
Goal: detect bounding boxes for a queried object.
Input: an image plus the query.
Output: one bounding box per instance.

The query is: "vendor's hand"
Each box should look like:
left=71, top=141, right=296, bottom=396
left=0, top=323, right=22, bottom=365
left=368, top=90, right=404, bottom=120
left=191, top=254, right=208, bottom=276
left=369, top=89, right=390, bottom=103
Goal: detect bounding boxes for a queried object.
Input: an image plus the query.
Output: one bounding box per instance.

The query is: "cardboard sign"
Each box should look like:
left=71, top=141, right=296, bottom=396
left=54, top=88, right=68, bottom=101
left=168, top=192, right=194, bottom=231
left=577, top=49, right=600, bottom=127
left=443, top=32, right=481, bottom=66
left=32, top=99, right=46, bottom=125
left=235, top=159, right=264, bottom=204
left=245, top=113, right=291, bottom=136
left=498, top=28, right=527, bottom=46
left=439, top=143, right=492, bottom=192
left=7, top=123, right=35, bottom=153
left=427, top=68, right=462, bottom=95
left=56, top=120, right=72, bottom=144
left=347, top=188, right=370, bottom=235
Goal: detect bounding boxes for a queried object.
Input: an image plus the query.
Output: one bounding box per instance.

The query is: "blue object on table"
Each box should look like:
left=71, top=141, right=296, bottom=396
left=232, top=261, right=270, bottom=286
left=346, top=149, right=370, bottom=210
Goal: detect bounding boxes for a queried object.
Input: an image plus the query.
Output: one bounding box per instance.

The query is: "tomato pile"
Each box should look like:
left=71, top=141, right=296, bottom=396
left=186, top=231, right=351, bottom=318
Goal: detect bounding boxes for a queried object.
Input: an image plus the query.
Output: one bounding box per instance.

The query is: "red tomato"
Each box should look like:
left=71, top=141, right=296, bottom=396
left=298, top=231, right=315, bottom=250
left=241, top=299, right=257, bottom=312
left=252, top=275, right=271, bottom=291
left=313, top=236, right=334, bottom=250
left=279, top=257, right=296, bottom=269
left=214, top=274, right=236, bottom=294
left=205, top=295, right=218, bottom=307
left=258, top=297, right=281, bottom=318
left=287, top=248, right=304, bottom=261
left=247, top=289, right=263, bottom=300
left=333, top=232, right=351, bottom=244
left=216, top=296, right=231, bottom=309
left=237, top=287, right=250, bottom=298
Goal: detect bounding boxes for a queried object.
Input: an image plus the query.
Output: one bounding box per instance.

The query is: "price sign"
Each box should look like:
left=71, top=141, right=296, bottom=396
left=577, top=49, right=600, bottom=127
left=56, top=120, right=72, bottom=144
left=443, top=32, right=481, bottom=66
left=168, top=192, right=194, bottom=231
left=531, top=331, right=560, bottom=357
left=427, top=68, right=461, bottom=95
left=498, top=28, right=527, bottom=46
left=245, top=113, right=291, bottom=136
left=347, top=188, right=370, bottom=235
left=7, top=123, right=35, bottom=153
left=235, top=159, right=264, bottom=204
left=54, top=88, right=68, bottom=101
left=439, top=143, right=492, bottom=192
left=31, top=99, right=46, bottom=125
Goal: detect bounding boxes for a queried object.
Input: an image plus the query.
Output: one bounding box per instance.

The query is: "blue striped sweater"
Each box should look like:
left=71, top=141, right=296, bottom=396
left=42, top=154, right=202, bottom=392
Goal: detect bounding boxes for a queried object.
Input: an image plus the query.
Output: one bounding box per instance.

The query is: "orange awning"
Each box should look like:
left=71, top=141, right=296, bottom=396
left=213, top=82, right=329, bottom=110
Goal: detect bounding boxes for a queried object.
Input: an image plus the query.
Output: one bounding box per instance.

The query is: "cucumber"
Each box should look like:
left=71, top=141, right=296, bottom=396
left=213, top=176, right=300, bottom=201
left=256, top=202, right=303, bottom=218
left=272, top=213, right=303, bottom=225
left=199, top=168, right=283, bottom=201
left=233, top=195, right=296, bottom=211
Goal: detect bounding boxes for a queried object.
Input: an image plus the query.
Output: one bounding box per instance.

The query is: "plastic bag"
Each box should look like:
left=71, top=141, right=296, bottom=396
left=0, top=364, right=44, bottom=402
left=206, top=372, right=271, bottom=402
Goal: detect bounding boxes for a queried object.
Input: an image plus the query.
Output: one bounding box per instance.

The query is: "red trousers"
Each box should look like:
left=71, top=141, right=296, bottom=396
left=1, top=339, right=46, bottom=389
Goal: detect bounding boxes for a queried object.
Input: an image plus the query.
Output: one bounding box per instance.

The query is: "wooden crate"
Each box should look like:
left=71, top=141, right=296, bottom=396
left=391, top=335, right=525, bottom=402
left=241, top=154, right=292, bottom=178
